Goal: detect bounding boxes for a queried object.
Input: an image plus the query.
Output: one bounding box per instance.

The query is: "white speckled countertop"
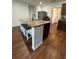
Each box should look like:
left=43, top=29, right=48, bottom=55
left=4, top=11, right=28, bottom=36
left=24, top=20, right=50, bottom=27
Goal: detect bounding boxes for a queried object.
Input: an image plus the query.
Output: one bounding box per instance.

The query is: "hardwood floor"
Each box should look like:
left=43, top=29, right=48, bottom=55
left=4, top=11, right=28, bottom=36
left=12, top=23, right=66, bottom=59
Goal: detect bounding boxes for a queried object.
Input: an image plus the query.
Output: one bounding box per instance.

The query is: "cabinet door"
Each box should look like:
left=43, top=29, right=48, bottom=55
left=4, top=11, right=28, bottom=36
left=43, top=23, right=50, bottom=40
left=61, top=3, right=66, bottom=15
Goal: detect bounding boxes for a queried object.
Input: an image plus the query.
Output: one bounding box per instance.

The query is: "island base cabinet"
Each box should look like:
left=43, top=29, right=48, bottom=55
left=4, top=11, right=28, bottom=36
left=32, top=25, right=43, bottom=50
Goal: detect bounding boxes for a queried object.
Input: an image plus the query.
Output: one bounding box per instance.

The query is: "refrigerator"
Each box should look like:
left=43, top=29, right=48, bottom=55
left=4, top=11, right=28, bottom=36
left=38, top=11, right=47, bottom=20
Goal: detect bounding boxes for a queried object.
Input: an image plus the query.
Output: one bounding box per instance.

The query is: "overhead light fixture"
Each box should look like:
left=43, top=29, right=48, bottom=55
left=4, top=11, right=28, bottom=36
left=40, top=2, right=42, bottom=4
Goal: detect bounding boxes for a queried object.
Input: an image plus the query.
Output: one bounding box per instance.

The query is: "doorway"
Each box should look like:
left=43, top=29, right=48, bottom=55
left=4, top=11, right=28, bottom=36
left=51, top=7, right=61, bottom=23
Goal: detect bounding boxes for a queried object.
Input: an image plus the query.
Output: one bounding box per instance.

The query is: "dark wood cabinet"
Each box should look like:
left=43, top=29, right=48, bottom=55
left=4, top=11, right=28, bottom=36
left=43, top=23, right=50, bottom=40
left=57, top=3, right=66, bottom=31
left=61, top=3, right=66, bottom=15
left=57, top=20, right=66, bottom=31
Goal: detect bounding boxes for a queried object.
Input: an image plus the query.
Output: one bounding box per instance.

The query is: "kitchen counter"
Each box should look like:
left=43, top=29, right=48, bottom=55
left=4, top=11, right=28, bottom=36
left=21, top=19, right=50, bottom=50
left=24, top=20, right=50, bottom=27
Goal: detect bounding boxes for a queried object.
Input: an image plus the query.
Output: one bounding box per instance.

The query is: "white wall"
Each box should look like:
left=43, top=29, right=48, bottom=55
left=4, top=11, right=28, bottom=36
left=12, top=0, right=29, bottom=27
left=29, top=5, right=36, bottom=19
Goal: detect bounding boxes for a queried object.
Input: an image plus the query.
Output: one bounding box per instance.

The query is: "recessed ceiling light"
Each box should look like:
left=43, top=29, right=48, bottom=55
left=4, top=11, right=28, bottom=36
left=40, top=2, right=42, bottom=4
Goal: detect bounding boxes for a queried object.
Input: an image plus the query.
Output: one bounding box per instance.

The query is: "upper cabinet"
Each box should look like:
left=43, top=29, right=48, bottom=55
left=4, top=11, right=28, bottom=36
left=61, top=3, right=66, bottom=15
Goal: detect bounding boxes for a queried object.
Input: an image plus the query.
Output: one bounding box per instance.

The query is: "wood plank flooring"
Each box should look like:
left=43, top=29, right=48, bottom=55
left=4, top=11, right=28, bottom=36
left=12, top=23, right=66, bottom=59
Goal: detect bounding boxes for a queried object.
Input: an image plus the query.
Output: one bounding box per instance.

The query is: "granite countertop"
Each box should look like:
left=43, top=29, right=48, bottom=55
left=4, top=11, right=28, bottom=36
left=24, top=20, right=50, bottom=27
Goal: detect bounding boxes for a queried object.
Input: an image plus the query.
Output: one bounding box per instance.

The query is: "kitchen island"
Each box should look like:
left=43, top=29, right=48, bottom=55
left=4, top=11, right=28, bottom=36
left=21, top=20, right=50, bottom=50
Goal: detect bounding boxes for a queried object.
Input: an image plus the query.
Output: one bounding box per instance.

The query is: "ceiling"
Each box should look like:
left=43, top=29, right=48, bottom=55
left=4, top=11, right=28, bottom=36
left=15, top=0, right=65, bottom=6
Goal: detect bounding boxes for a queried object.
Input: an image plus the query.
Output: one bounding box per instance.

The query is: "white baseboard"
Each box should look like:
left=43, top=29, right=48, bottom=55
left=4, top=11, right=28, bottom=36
left=12, top=24, right=20, bottom=27
left=32, top=41, right=43, bottom=51
left=12, top=25, right=19, bottom=27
